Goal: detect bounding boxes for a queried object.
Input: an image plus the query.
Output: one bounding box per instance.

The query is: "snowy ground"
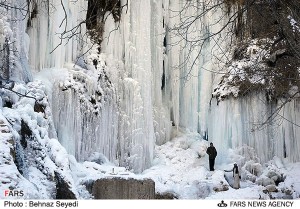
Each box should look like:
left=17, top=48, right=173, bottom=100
left=70, top=129, right=300, bottom=199
left=141, top=130, right=300, bottom=199
left=1, top=102, right=300, bottom=199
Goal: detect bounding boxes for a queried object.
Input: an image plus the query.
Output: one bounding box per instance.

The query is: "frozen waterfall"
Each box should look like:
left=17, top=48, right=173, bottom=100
left=1, top=0, right=299, bottom=174
left=101, top=0, right=300, bottom=168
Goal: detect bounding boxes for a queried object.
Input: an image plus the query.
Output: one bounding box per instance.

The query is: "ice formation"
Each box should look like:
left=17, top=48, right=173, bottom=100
left=0, top=0, right=299, bottom=178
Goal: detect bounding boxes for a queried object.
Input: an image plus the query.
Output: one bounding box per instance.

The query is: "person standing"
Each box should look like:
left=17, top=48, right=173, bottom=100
left=206, top=142, right=217, bottom=171
left=224, top=163, right=241, bottom=189
left=232, top=163, right=241, bottom=189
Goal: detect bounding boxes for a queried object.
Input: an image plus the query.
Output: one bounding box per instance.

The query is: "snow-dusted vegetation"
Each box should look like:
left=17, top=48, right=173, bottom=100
left=0, top=0, right=300, bottom=200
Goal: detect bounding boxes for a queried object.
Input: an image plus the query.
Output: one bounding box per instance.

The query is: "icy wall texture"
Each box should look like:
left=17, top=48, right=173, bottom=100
left=102, top=0, right=300, bottom=167
left=1, top=0, right=300, bottom=174
left=0, top=0, right=32, bottom=82
left=102, top=0, right=231, bottom=167
left=50, top=64, right=119, bottom=163
left=26, top=0, right=87, bottom=71
left=24, top=1, right=121, bottom=167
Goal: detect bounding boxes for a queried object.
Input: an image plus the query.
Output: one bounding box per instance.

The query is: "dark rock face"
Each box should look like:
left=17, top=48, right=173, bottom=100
left=155, top=192, right=178, bottom=199
left=55, top=171, right=76, bottom=199
left=213, top=0, right=300, bottom=103
left=34, top=102, right=45, bottom=113
left=92, top=178, right=155, bottom=199
left=86, top=0, right=121, bottom=46
left=86, top=0, right=121, bottom=30
left=20, top=119, right=31, bottom=148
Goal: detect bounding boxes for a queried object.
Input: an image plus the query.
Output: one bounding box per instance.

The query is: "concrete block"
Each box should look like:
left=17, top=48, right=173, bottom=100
left=92, top=178, right=155, bottom=199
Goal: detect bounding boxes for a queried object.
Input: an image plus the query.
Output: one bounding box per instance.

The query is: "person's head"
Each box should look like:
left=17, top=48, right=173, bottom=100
left=234, top=163, right=237, bottom=167
left=210, top=142, right=213, bottom=147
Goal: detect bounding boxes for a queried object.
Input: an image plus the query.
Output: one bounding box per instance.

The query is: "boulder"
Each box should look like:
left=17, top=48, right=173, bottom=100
left=265, top=185, right=278, bottom=192
left=256, top=176, right=275, bottom=187
left=213, top=182, right=229, bottom=192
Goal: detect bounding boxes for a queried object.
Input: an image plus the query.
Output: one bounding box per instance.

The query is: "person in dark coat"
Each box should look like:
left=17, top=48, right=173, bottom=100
left=206, top=142, right=217, bottom=171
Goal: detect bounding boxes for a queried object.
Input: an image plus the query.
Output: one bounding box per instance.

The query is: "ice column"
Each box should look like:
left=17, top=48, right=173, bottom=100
left=102, top=0, right=159, bottom=172
left=51, top=70, right=119, bottom=163
left=27, top=0, right=87, bottom=71
left=0, top=0, right=32, bottom=82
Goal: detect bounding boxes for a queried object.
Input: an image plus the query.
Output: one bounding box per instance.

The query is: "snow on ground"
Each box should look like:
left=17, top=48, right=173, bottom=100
left=142, top=130, right=300, bottom=199
left=0, top=113, right=42, bottom=199
left=1, top=95, right=300, bottom=200
left=0, top=80, right=80, bottom=199
left=1, top=112, right=300, bottom=200
left=142, top=130, right=229, bottom=199
left=279, top=161, right=300, bottom=199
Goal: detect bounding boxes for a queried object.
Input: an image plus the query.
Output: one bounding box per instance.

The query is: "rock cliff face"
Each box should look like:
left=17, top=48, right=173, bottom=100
left=246, top=1, right=299, bottom=97
left=214, top=0, right=300, bottom=101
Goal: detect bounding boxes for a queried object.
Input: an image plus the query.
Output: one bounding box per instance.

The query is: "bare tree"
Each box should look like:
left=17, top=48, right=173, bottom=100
left=52, top=0, right=128, bottom=53
left=168, top=0, right=300, bottom=128
left=0, top=0, right=129, bottom=101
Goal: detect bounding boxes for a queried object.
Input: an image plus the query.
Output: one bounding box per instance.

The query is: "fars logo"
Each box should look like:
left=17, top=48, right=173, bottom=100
left=4, top=190, right=24, bottom=197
